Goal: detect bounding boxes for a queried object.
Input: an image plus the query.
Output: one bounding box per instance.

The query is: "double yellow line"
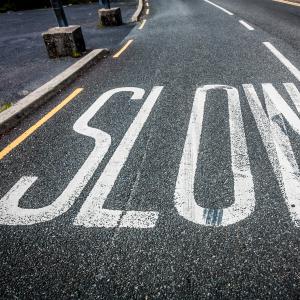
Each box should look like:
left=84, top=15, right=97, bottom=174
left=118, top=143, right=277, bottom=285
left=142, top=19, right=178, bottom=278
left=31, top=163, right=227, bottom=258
left=113, top=39, right=134, bottom=58
left=273, top=0, right=300, bottom=7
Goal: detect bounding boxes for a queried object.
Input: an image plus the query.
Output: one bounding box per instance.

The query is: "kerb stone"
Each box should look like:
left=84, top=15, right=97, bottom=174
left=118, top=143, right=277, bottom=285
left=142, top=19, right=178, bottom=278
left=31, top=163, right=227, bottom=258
left=99, top=8, right=123, bottom=26
left=42, top=25, right=86, bottom=58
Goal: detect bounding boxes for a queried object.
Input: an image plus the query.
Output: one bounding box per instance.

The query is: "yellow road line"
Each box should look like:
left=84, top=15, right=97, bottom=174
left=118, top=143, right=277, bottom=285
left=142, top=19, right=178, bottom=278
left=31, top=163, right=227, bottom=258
left=273, top=0, right=300, bottom=7
left=113, top=40, right=134, bottom=58
left=0, top=88, right=83, bottom=160
left=139, top=19, right=147, bottom=30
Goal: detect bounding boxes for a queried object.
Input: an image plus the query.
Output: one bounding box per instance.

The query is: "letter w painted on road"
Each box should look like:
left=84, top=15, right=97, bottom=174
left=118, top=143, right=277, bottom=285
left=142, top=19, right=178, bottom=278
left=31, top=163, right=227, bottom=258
left=175, top=83, right=300, bottom=227
left=0, top=87, right=163, bottom=227
left=244, top=83, right=300, bottom=227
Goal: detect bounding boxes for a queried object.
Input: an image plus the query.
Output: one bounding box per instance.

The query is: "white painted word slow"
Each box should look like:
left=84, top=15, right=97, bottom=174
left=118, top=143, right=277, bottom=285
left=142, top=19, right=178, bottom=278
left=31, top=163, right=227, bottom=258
left=1, top=83, right=300, bottom=228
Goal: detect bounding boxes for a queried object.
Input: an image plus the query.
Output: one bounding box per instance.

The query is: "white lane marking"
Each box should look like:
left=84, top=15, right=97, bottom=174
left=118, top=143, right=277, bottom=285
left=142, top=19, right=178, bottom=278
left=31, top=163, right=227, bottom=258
left=204, top=0, right=234, bottom=16
left=239, top=20, right=254, bottom=31
left=74, top=86, right=164, bottom=228
left=243, top=83, right=300, bottom=227
left=175, top=85, right=255, bottom=226
left=0, top=88, right=146, bottom=225
left=146, top=8, right=149, bottom=14
left=264, top=42, right=300, bottom=82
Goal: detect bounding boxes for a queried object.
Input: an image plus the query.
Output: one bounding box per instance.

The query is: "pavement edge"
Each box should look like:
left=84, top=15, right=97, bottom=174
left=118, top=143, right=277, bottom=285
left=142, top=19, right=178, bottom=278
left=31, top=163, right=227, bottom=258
left=131, top=0, right=144, bottom=22
left=0, top=48, right=109, bottom=134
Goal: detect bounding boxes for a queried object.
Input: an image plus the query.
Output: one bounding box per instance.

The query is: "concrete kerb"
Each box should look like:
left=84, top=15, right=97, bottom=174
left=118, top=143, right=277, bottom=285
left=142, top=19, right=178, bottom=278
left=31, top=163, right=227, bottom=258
left=131, top=0, right=144, bottom=22
left=0, top=49, right=109, bottom=134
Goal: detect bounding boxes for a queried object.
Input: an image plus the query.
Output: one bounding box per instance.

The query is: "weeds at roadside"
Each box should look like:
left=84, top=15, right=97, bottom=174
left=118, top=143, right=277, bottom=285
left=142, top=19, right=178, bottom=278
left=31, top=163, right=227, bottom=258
left=0, top=103, right=12, bottom=113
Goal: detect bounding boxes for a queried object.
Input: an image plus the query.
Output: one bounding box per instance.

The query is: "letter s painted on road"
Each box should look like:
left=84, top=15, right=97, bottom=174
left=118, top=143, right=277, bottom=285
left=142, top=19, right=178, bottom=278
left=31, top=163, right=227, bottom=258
left=0, top=87, right=163, bottom=227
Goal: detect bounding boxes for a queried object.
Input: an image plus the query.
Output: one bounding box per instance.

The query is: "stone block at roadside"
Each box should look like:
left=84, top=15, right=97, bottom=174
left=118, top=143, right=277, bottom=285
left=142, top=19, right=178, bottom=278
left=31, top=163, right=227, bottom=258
left=42, top=25, right=86, bottom=58
left=99, top=8, right=123, bottom=26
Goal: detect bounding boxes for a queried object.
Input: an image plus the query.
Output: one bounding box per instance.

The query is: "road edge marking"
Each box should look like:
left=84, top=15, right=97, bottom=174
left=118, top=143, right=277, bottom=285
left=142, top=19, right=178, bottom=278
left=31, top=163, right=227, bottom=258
left=113, top=40, right=134, bottom=58
left=204, top=0, right=234, bottom=16
left=139, top=19, right=147, bottom=30
left=0, top=88, right=83, bottom=160
left=264, top=42, right=300, bottom=81
left=239, top=20, right=254, bottom=31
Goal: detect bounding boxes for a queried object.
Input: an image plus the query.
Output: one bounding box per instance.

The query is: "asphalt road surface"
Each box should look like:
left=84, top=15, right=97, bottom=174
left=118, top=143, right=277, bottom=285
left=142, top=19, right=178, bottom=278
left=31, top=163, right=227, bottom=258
left=1, top=0, right=300, bottom=298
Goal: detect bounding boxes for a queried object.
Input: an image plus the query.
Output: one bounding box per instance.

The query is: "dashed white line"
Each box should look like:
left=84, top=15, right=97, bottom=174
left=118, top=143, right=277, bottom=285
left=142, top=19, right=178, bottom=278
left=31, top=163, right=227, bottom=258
left=239, top=20, right=254, bottom=31
left=264, top=42, right=300, bottom=81
left=204, top=0, right=234, bottom=16
left=146, top=8, right=149, bottom=14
